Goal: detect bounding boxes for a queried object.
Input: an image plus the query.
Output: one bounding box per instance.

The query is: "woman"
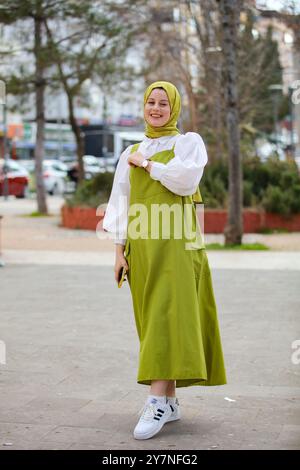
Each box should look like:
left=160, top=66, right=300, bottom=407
left=103, top=81, right=227, bottom=440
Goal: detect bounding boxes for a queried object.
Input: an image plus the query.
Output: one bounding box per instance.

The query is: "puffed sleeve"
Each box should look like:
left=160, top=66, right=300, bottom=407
left=149, top=132, right=208, bottom=196
left=102, top=145, right=131, bottom=245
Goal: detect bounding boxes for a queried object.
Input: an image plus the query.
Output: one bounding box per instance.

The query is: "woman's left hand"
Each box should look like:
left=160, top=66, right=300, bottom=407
left=127, top=151, right=145, bottom=167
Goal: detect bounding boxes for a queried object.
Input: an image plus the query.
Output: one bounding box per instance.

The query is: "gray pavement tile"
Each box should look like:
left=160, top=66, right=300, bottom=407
left=0, top=264, right=299, bottom=450
left=0, top=391, right=39, bottom=411
left=0, top=422, right=57, bottom=448
left=276, top=425, right=300, bottom=447
left=40, top=425, right=114, bottom=445
left=1, top=439, right=74, bottom=450
left=68, top=443, right=118, bottom=450
left=256, top=408, right=300, bottom=425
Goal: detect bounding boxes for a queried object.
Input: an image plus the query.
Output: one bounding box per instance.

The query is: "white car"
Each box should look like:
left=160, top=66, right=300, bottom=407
left=19, top=159, right=71, bottom=195
left=83, top=155, right=105, bottom=178
left=43, top=160, right=68, bottom=195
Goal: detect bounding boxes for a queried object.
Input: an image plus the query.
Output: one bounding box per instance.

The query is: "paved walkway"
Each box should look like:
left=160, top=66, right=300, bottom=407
left=0, top=195, right=299, bottom=450
left=2, top=249, right=300, bottom=271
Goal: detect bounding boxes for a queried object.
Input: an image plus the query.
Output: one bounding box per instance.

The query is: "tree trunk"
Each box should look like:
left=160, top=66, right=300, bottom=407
left=67, top=95, right=85, bottom=182
left=218, top=0, right=243, bottom=244
left=34, top=8, right=48, bottom=214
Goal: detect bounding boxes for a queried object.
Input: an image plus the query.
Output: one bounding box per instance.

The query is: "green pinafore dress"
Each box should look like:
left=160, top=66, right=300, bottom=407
left=124, top=142, right=227, bottom=388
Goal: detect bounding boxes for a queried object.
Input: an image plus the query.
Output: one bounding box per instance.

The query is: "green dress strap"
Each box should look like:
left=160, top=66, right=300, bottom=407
left=130, top=141, right=203, bottom=204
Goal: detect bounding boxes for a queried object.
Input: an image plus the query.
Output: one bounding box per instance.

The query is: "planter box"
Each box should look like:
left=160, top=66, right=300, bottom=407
left=203, top=208, right=300, bottom=233
left=61, top=204, right=300, bottom=233
left=61, top=204, right=105, bottom=231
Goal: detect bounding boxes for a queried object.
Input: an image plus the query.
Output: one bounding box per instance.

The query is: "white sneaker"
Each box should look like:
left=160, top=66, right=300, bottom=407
left=166, top=397, right=181, bottom=423
left=133, top=399, right=172, bottom=440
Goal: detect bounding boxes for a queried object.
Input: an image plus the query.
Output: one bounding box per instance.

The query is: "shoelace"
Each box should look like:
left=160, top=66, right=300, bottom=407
left=137, top=402, right=161, bottom=421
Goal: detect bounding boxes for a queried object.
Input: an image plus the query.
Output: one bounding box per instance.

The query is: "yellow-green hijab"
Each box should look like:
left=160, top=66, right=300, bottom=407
left=143, top=81, right=181, bottom=139
left=143, top=80, right=202, bottom=204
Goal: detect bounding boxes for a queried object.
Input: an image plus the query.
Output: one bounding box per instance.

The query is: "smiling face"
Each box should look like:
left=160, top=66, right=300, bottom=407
left=144, top=88, right=171, bottom=128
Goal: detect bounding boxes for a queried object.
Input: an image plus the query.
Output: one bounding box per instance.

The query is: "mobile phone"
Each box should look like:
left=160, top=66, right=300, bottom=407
left=118, top=266, right=127, bottom=288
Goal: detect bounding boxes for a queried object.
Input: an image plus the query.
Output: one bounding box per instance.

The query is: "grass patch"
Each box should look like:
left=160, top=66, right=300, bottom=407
left=22, top=211, right=54, bottom=217
left=205, top=242, right=269, bottom=250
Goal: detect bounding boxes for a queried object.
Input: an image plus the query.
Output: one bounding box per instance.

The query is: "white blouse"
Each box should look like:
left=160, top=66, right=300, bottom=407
left=102, top=132, right=208, bottom=245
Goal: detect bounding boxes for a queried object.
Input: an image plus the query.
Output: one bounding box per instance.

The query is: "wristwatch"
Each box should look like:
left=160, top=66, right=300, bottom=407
left=141, top=159, right=149, bottom=169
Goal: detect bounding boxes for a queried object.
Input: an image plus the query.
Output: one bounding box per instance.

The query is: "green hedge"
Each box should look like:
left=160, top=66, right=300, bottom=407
left=65, top=156, right=300, bottom=215
left=65, top=172, right=114, bottom=208
left=201, top=156, right=300, bottom=215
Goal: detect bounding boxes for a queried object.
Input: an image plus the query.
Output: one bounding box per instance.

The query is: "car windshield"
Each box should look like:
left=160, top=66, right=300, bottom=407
left=0, top=160, right=23, bottom=172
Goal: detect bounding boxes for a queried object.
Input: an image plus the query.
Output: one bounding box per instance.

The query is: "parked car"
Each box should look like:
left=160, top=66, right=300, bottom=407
left=0, top=159, right=29, bottom=198
left=60, top=155, right=77, bottom=169
left=18, top=158, right=74, bottom=195
left=83, top=155, right=105, bottom=178
left=67, top=155, right=105, bottom=182
left=42, top=159, right=68, bottom=195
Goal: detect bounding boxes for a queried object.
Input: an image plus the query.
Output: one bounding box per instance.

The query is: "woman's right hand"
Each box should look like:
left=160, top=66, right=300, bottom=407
left=114, top=245, right=129, bottom=283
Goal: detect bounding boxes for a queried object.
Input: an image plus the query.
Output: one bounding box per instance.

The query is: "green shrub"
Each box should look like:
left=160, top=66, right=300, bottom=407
left=65, top=172, right=114, bottom=208
left=201, top=161, right=228, bottom=208
left=243, top=156, right=271, bottom=199
left=261, top=181, right=300, bottom=216
left=64, top=157, right=300, bottom=215
left=243, top=180, right=252, bottom=207
left=261, top=185, right=285, bottom=214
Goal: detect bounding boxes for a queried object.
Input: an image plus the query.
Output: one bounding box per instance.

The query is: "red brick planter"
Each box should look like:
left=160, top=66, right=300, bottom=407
left=61, top=204, right=300, bottom=233
left=203, top=208, right=300, bottom=233
left=61, top=204, right=105, bottom=231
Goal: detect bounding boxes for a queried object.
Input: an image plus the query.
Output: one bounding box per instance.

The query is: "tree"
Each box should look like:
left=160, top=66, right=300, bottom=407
left=0, top=0, right=62, bottom=213
left=257, top=2, right=300, bottom=159
left=218, top=0, right=243, bottom=245
left=43, top=0, right=135, bottom=182
left=0, top=0, right=139, bottom=206
left=238, top=10, right=284, bottom=135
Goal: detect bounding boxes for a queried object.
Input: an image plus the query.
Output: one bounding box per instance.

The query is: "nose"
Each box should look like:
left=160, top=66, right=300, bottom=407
left=152, top=104, right=161, bottom=114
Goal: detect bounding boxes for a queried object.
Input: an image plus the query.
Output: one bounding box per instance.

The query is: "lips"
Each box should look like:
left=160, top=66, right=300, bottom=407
left=151, top=114, right=162, bottom=118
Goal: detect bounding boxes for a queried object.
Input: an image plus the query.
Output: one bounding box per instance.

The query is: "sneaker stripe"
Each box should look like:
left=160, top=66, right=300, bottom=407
left=157, top=409, right=164, bottom=413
